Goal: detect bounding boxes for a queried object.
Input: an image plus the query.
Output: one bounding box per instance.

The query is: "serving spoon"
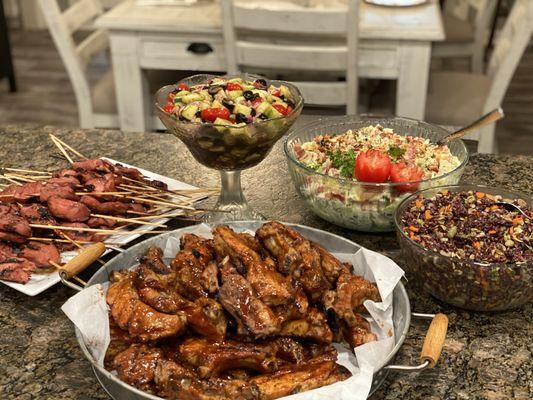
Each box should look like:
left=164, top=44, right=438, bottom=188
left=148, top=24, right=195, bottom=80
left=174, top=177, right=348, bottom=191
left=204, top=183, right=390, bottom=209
left=437, top=108, right=505, bottom=146
left=494, top=201, right=531, bottom=219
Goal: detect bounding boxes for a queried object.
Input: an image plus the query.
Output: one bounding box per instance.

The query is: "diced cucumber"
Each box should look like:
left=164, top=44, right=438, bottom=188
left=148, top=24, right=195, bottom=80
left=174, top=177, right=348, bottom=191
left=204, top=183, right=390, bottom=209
left=270, top=95, right=283, bottom=104
left=227, top=90, right=243, bottom=100
left=279, top=85, right=291, bottom=99
left=242, top=84, right=255, bottom=91
left=256, top=101, right=272, bottom=115
left=199, top=101, right=211, bottom=110
left=174, top=90, right=189, bottom=98
left=211, top=100, right=224, bottom=109
left=213, top=117, right=232, bottom=133
left=273, top=99, right=288, bottom=109
left=228, top=77, right=244, bottom=83
left=181, top=104, right=198, bottom=121
left=199, top=90, right=212, bottom=101
left=234, top=96, right=245, bottom=104
left=213, top=117, right=232, bottom=126
left=251, top=89, right=267, bottom=99
left=233, top=103, right=252, bottom=117
left=264, top=105, right=283, bottom=119
left=181, top=93, right=204, bottom=104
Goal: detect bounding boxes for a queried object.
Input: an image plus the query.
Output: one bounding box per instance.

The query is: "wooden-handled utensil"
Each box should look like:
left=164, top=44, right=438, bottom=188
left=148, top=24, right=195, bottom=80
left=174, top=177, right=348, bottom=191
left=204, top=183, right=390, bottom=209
left=420, top=313, right=449, bottom=368
left=437, top=108, right=504, bottom=146
left=59, top=242, right=106, bottom=280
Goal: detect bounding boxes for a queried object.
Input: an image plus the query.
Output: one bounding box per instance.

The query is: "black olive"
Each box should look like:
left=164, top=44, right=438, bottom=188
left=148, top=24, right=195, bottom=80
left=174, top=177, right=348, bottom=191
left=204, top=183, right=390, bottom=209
left=254, top=78, right=267, bottom=88
left=259, top=114, right=268, bottom=120
left=208, top=85, right=222, bottom=95
left=286, top=99, right=295, bottom=108
left=195, top=110, right=202, bottom=117
left=250, top=108, right=256, bottom=117
left=235, top=113, right=248, bottom=123
left=222, top=100, right=234, bottom=112
left=243, top=90, right=254, bottom=100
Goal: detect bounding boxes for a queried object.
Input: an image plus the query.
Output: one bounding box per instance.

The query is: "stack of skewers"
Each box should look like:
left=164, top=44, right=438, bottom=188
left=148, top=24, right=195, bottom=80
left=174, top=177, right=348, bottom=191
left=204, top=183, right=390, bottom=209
left=0, top=134, right=217, bottom=285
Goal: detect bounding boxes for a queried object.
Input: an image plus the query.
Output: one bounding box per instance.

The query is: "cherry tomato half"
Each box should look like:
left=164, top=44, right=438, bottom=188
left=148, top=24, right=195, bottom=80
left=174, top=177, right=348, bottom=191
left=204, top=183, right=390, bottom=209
left=272, top=89, right=281, bottom=97
left=354, top=150, right=392, bottom=183
left=200, top=107, right=231, bottom=122
left=226, top=82, right=242, bottom=91
left=163, top=104, right=174, bottom=114
left=390, top=162, right=424, bottom=192
left=272, top=104, right=289, bottom=116
left=177, top=83, right=189, bottom=91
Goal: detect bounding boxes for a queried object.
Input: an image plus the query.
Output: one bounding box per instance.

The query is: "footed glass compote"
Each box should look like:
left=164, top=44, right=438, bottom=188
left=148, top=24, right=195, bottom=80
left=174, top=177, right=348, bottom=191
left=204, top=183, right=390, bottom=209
left=155, top=74, right=303, bottom=222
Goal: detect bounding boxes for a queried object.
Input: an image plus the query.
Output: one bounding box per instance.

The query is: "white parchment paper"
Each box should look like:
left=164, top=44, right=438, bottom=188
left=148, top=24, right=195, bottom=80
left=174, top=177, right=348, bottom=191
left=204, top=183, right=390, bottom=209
left=62, top=224, right=404, bottom=400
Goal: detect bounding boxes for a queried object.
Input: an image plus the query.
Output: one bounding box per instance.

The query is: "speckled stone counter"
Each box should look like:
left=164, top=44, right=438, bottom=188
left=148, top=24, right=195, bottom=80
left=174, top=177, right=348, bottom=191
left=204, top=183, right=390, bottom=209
left=0, top=123, right=531, bottom=400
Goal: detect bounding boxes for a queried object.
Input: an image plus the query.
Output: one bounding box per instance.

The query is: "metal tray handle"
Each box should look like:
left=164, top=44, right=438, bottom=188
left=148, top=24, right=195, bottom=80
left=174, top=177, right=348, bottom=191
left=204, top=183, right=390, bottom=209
left=384, top=312, right=449, bottom=372
left=59, top=242, right=106, bottom=291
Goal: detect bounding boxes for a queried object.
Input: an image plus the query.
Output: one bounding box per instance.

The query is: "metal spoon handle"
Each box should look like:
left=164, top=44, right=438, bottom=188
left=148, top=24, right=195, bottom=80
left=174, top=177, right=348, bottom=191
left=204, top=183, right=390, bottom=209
left=437, top=108, right=504, bottom=146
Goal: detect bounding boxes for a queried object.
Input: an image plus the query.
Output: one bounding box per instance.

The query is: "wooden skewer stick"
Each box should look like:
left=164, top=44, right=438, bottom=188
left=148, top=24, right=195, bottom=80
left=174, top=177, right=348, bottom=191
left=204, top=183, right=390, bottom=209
left=0, top=175, right=23, bottom=186
left=49, top=135, right=74, bottom=164
left=55, top=231, right=106, bottom=266
left=29, top=237, right=124, bottom=247
left=28, top=223, right=167, bottom=235
left=2, top=167, right=52, bottom=175
left=48, top=260, right=87, bottom=286
left=123, top=195, right=196, bottom=210
left=4, top=173, right=49, bottom=180
left=91, top=213, right=167, bottom=227
left=49, top=134, right=88, bottom=160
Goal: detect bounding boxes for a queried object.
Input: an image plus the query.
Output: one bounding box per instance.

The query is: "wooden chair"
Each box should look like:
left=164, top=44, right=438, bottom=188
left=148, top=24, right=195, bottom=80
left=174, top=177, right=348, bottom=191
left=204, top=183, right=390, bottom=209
left=425, top=0, right=532, bottom=154
left=432, top=0, right=497, bottom=73
left=221, top=0, right=359, bottom=114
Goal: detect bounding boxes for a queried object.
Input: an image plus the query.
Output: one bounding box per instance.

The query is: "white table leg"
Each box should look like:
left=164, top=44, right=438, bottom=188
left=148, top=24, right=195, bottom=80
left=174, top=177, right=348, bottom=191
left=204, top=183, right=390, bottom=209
left=396, top=42, right=431, bottom=120
left=109, top=33, right=150, bottom=132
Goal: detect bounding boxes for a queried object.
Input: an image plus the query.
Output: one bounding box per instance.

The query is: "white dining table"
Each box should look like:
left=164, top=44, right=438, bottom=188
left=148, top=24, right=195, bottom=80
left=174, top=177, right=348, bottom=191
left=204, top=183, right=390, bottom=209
left=95, top=0, right=444, bottom=132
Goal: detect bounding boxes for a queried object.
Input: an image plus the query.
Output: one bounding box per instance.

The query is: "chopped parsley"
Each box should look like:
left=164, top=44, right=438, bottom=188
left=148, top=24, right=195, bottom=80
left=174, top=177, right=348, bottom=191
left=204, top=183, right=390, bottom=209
left=327, top=149, right=356, bottom=178
left=388, top=146, right=405, bottom=160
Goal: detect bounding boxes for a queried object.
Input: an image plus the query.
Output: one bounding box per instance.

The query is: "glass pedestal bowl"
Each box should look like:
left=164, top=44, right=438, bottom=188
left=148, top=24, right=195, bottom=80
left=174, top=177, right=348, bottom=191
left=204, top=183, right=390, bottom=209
left=155, top=74, right=303, bottom=222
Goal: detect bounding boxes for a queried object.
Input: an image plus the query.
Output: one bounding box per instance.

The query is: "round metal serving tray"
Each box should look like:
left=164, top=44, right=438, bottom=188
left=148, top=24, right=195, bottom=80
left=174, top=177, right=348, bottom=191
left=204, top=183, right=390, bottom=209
left=70, top=221, right=443, bottom=399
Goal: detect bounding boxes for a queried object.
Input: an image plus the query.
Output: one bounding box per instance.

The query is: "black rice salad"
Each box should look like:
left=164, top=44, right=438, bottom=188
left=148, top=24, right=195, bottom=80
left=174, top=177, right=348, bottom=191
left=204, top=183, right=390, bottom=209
left=400, top=190, right=532, bottom=264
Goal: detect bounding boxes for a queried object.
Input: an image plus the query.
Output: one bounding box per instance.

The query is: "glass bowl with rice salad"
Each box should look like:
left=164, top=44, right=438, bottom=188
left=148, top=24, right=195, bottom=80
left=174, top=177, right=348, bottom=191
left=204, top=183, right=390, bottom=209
left=284, top=116, right=468, bottom=232
left=395, top=185, right=532, bottom=311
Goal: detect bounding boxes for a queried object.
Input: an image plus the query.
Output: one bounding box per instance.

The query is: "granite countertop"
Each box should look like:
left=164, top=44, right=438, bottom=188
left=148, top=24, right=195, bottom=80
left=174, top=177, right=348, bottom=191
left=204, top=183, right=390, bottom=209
left=0, top=123, right=531, bottom=400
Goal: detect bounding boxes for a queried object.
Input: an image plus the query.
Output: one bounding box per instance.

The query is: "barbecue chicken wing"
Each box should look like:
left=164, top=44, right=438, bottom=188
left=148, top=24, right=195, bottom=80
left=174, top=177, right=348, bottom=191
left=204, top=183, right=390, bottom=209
left=213, top=226, right=293, bottom=307
left=113, top=344, right=163, bottom=392
left=256, top=221, right=331, bottom=301
left=341, top=314, right=378, bottom=348
left=107, top=271, right=187, bottom=342
left=181, top=298, right=227, bottom=340
left=279, top=307, right=333, bottom=343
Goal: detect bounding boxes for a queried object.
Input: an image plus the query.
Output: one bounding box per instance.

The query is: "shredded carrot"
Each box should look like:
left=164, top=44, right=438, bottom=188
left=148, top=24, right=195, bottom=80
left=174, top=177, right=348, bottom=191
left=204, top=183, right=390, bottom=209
left=442, top=189, right=449, bottom=196
left=475, top=192, right=485, bottom=199
left=512, top=217, right=523, bottom=226
left=409, top=232, right=420, bottom=241
left=490, top=205, right=500, bottom=211
left=409, top=226, right=420, bottom=232
left=415, top=199, right=423, bottom=208
left=486, top=194, right=495, bottom=201
left=424, top=210, right=432, bottom=220
left=473, top=241, right=481, bottom=249
left=488, top=229, right=497, bottom=234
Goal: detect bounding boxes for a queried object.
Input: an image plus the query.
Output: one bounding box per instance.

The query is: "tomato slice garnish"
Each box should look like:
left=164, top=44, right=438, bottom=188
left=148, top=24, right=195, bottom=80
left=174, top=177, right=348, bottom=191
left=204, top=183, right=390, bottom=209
left=200, top=107, right=231, bottom=122
left=226, top=82, right=243, bottom=91
left=177, top=83, right=189, bottom=91
left=354, top=150, right=392, bottom=183
left=272, top=104, right=289, bottom=116
left=272, top=89, right=281, bottom=97
left=163, top=104, right=174, bottom=114
left=390, top=162, right=425, bottom=192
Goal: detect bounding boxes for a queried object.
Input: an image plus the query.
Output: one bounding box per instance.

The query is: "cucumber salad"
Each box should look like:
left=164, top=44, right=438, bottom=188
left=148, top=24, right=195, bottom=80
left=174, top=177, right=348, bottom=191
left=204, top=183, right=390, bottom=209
left=290, top=125, right=463, bottom=232
left=162, top=77, right=297, bottom=125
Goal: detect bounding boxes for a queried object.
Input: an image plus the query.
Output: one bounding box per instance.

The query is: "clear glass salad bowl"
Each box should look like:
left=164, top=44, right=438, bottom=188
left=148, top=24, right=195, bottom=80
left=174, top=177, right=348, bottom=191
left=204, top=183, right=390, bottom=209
left=394, top=184, right=532, bottom=311
left=284, top=115, right=469, bottom=232
left=155, top=73, right=303, bottom=222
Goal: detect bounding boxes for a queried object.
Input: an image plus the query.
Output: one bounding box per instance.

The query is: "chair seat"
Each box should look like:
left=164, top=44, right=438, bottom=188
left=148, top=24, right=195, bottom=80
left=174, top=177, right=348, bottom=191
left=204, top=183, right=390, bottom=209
left=442, top=14, right=474, bottom=43
left=91, top=69, right=191, bottom=115
left=425, top=71, right=491, bottom=127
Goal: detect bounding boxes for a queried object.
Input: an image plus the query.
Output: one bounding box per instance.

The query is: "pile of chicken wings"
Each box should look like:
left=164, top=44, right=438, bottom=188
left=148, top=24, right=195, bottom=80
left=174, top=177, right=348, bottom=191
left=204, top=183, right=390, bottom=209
left=106, top=221, right=380, bottom=400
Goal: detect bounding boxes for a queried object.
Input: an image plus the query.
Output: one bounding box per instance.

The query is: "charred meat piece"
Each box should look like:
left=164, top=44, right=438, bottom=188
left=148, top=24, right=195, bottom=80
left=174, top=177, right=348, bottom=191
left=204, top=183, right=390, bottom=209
left=0, top=212, right=32, bottom=238
left=47, top=196, right=90, bottom=222
left=324, top=273, right=380, bottom=328
left=135, top=265, right=188, bottom=314
left=19, top=241, right=60, bottom=268
left=250, top=350, right=350, bottom=400
left=87, top=217, right=117, bottom=228
left=312, top=243, right=351, bottom=285
left=213, top=225, right=293, bottom=306
left=0, top=243, right=17, bottom=258
left=171, top=235, right=217, bottom=300
left=279, top=308, right=333, bottom=344
left=105, top=322, right=137, bottom=370
left=178, top=338, right=280, bottom=378
left=0, top=182, right=43, bottom=203
left=60, top=222, right=101, bottom=242
left=219, top=271, right=280, bottom=338
left=113, top=344, right=163, bottom=392
left=256, top=221, right=331, bottom=301
left=114, top=164, right=144, bottom=181
left=0, top=231, right=27, bottom=244
left=181, top=298, right=227, bottom=340
left=341, top=314, right=377, bottom=348
left=141, top=246, right=170, bottom=275
left=73, top=158, right=114, bottom=173
left=20, top=204, right=57, bottom=225
left=80, top=195, right=130, bottom=215
left=39, top=183, right=78, bottom=203
left=84, top=173, right=116, bottom=199
left=47, top=176, right=80, bottom=187
left=155, top=359, right=259, bottom=400
left=107, top=271, right=187, bottom=342
left=0, top=255, right=37, bottom=283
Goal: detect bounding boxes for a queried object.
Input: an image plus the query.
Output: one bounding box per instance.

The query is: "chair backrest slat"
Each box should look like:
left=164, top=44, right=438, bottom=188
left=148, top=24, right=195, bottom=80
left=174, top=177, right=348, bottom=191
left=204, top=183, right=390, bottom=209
left=485, top=0, right=533, bottom=109
left=77, top=29, right=109, bottom=69
left=63, top=0, right=103, bottom=32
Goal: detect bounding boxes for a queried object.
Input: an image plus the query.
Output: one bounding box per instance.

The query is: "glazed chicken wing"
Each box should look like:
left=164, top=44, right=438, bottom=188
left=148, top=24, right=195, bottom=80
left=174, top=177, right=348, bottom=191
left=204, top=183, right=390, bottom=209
left=113, top=344, right=163, bottom=392
left=107, top=272, right=187, bottom=342
left=279, top=307, right=333, bottom=344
